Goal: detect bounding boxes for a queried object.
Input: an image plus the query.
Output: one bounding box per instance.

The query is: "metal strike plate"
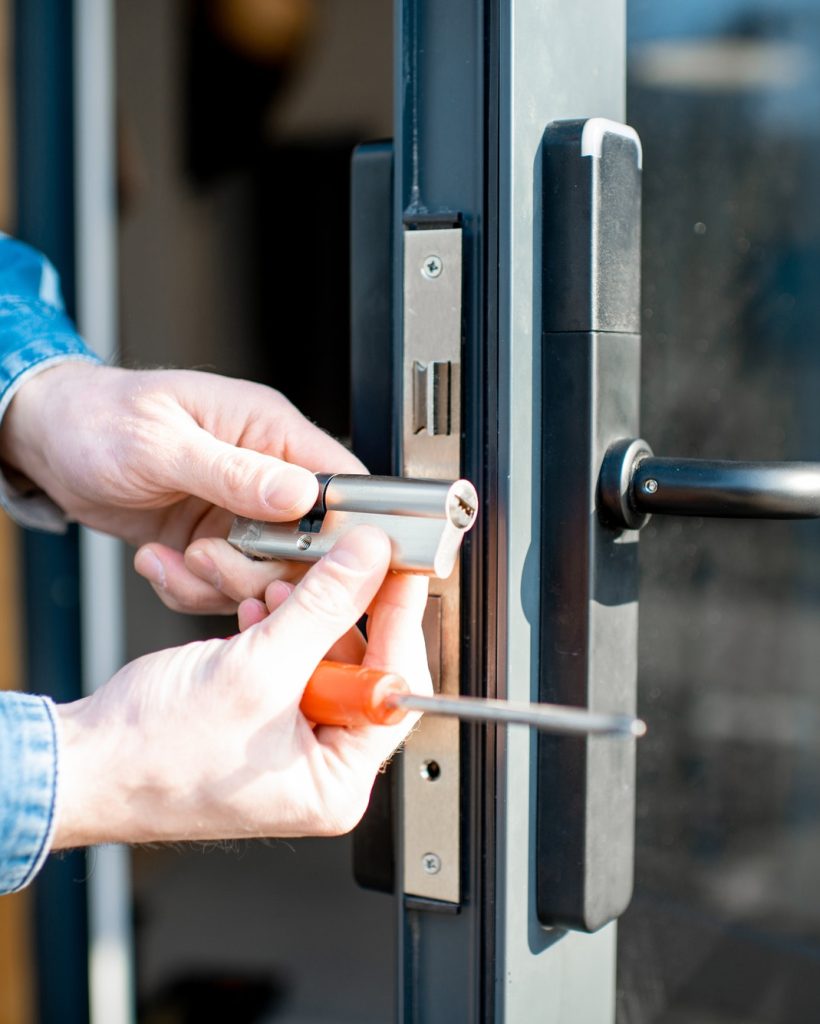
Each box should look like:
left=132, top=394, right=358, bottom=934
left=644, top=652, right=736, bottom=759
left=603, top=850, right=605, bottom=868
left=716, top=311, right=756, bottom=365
left=401, top=219, right=463, bottom=905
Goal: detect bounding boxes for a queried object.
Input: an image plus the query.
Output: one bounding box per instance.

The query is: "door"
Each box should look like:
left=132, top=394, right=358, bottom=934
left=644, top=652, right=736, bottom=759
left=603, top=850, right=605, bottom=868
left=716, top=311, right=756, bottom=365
left=381, top=1, right=631, bottom=1021
left=387, top=0, right=820, bottom=1021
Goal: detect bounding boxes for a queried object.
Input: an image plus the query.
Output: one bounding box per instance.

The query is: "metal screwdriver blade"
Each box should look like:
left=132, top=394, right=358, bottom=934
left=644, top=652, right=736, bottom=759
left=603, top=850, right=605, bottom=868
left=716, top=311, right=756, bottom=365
left=387, top=692, right=645, bottom=738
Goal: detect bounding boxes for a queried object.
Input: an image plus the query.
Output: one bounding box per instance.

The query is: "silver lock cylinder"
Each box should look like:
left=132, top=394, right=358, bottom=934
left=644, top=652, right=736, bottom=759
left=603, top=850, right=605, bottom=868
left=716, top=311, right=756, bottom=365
left=228, top=474, right=478, bottom=580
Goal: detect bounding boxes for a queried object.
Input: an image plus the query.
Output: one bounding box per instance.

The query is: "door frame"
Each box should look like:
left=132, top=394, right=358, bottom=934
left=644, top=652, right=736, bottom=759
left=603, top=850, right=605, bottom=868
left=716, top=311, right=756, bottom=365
left=393, top=1, right=629, bottom=1020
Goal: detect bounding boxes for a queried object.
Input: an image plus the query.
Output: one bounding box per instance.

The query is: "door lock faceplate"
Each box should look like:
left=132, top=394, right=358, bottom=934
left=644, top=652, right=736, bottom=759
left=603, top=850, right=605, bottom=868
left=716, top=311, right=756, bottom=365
left=401, top=218, right=464, bottom=906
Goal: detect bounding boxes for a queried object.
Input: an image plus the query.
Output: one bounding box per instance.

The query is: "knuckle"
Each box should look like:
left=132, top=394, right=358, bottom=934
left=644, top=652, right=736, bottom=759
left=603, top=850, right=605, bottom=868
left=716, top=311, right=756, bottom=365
left=215, top=450, right=259, bottom=498
left=220, top=572, right=264, bottom=603
left=162, top=581, right=234, bottom=616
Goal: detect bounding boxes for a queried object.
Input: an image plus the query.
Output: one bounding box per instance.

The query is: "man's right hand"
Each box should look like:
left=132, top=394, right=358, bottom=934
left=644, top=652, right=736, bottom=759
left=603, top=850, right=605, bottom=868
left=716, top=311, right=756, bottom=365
left=52, top=526, right=431, bottom=848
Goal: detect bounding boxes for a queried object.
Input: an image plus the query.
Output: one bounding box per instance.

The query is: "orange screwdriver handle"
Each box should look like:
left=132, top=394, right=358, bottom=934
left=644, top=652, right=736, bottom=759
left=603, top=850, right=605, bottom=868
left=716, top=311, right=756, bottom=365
left=301, top=660, right=411, bottom=727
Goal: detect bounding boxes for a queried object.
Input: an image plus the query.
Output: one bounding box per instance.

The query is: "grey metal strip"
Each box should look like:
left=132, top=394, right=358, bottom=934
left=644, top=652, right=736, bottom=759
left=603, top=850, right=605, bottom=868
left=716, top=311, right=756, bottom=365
left=401, top=225, right=463, bottom=903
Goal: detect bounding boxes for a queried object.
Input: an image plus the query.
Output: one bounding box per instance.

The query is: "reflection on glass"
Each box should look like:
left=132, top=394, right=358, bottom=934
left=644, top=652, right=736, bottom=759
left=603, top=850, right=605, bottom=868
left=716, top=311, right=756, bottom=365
left=620, top=2, right=820, bottom=1021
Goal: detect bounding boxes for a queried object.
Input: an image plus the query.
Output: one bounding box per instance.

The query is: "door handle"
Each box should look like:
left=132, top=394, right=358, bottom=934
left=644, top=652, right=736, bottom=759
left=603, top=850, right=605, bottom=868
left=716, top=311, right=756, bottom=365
left=537, top=118, right=643, bottom=934
left=599, top=437, right=820, bottom=530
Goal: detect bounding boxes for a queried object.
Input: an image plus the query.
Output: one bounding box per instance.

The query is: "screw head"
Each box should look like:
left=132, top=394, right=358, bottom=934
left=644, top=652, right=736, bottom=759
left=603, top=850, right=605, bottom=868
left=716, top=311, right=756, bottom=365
left=421, top=852, right=442, bottom=875
left=421, top=255, right=443, bottom=279
left=643, top=479, right=659, bottom=495
left=296, top=535, right=312, bottom=550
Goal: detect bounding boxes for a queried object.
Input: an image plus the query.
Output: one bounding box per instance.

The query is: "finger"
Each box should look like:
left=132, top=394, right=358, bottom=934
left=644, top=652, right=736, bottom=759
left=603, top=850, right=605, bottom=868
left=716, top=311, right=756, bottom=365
left=235, top=526, right=391, bottom=700
left=315, top=574, right=432, bottom=769
left=188, top=505, right=234, bottom=544
left=237, top=598, right=268, bottom=632
left=185, top=537, right=300, bottom=603
left=325, top=627, right=368, bottom=666
left=262, top=578, right=296, bottom=611
left=134, top=544, right=238, bottom=615
left=179, top=373, right=367, bottom=475
left=362, top=574, right=432, bottom=690
left=238, top=581, right=367, bottom=664
left=269, top=396, right=366, bottom=475
left=169, top=423, right=320, bottom=521
left=237, top=580, right=295, bottom=632
left=260, top=580, right=366, bottom=662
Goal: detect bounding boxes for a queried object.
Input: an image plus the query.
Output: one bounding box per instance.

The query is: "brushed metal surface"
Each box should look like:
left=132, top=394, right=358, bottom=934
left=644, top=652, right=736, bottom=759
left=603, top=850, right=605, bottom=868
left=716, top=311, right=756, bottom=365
left=227, top=475, right=477, bottom=579
left=401, top=225, right=463, bottom=903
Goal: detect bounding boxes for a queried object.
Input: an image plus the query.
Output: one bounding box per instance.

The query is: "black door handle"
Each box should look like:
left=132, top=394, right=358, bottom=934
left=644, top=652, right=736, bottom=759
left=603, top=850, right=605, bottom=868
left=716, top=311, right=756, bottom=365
left=599, top=437, right=820, bottom=530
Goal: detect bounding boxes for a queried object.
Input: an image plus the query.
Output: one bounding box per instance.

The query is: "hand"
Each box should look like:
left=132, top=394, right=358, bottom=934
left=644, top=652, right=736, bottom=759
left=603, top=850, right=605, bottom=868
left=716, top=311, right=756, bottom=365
left=0, top=362, right=364, bottom=613
left=53, top=527, right=432, bottom=847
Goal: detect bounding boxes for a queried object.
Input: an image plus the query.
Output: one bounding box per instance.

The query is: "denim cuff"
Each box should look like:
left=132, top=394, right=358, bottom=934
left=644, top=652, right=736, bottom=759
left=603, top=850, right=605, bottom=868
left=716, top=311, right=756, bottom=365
left=0, top=692, right=60, bottom=894
left=0, top=296, right=102, bottom=533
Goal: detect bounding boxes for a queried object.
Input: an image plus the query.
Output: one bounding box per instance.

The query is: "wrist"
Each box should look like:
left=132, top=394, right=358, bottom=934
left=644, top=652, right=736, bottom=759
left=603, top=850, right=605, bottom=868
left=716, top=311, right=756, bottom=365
left=52, top=671, right=219, bottom=848
left=0, top=360, right=104, bottom=482
left=53, top=691, right=169, bottom=849
left=53, top=697, right=114, bottom=849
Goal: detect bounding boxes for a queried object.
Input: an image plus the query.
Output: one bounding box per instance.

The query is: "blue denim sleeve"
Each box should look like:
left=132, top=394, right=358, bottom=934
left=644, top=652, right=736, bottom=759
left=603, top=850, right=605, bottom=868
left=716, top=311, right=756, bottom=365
left=0, top=692, right=60, bottom=894
left=0, top=240, right=96, bottom=894
left=0, top=236, right=103, bottom=531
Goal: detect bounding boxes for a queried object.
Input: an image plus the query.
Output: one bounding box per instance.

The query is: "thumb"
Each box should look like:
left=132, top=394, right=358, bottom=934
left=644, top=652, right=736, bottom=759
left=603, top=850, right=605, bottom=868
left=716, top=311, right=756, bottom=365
left=238, top=526, right=392, bottom=695
left=171, top=423, right=319, bottom=519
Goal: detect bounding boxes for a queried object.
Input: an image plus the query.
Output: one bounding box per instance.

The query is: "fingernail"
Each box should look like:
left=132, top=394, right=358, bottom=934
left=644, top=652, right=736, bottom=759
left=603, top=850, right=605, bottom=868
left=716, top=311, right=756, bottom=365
left=326, top=527, right=388, bottom=572
left=188, top=548, right=222, bottom=590
left=264, top=469, right=316, bottom=517
left=137, top=549, right=166, bottom=589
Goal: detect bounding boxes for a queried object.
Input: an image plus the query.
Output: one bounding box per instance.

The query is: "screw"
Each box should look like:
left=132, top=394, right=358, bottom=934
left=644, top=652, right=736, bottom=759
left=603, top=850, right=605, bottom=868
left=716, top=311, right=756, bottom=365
left=421, top=255, right=443, bottom=279
left=297, top=535, right=312, bottom=550
left=420, top=760, right=441, bottom=782
left=643, top=479, right=658, bottom=495
left=422, top=852, right=442, bottom=875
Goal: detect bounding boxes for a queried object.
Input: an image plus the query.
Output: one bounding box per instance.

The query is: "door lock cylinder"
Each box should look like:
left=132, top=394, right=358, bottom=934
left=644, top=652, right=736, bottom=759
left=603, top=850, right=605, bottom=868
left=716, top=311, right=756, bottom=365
left=228, top=474, right=478, bottom=579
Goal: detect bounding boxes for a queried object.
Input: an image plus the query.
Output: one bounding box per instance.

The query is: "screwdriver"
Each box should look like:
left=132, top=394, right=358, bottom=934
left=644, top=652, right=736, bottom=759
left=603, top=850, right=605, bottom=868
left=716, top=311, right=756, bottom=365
left=302, top=661, right=646, bottom=738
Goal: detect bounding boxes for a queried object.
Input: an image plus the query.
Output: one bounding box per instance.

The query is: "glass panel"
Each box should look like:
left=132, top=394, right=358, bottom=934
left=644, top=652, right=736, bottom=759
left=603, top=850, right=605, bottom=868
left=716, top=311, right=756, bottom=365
left=619, top=3, right=820, bottom=1021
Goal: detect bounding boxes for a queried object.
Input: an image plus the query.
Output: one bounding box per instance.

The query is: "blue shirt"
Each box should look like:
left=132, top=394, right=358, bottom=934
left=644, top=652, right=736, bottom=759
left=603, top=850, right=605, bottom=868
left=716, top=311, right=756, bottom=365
left=0, top=236, right=100, bottom=893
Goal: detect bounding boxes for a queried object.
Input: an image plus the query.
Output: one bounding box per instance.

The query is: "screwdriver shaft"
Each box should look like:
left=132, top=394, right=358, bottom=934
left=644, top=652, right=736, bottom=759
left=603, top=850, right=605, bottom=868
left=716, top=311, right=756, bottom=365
left=388, top=692, right=645, bottom=738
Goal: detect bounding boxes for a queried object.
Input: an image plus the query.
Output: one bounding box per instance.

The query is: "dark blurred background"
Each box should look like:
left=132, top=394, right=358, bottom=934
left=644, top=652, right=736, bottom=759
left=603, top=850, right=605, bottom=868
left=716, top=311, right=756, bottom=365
left=2, top=2, right=397, bottom=1023
left=118, top=4, right=395, bottom=1022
